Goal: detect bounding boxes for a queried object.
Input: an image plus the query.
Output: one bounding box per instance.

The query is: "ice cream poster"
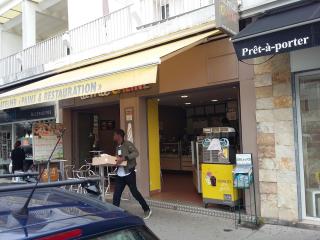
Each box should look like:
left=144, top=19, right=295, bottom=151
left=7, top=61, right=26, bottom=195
left=205, top=171, right=216, bottom=187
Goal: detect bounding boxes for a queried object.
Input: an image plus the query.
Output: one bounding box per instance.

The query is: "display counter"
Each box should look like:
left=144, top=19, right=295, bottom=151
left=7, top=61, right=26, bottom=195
left=161, top=153, right=180, bottom=171
left=160, top=142, right=192, bottom=171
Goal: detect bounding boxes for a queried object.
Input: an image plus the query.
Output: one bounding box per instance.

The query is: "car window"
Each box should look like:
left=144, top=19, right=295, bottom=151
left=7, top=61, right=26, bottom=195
left=90, top=227, right=158, bottom=240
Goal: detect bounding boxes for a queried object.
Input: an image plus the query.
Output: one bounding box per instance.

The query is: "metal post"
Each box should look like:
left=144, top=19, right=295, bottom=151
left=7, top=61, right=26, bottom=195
left=99, top=165, right=105, bottom=202
left=47, top=161, right=50, bottom=183
left=251, top=158, right=258, bottom=226
left=60, top=161, right=65, bottom=180
left=196, top=142, right=201, bottom=193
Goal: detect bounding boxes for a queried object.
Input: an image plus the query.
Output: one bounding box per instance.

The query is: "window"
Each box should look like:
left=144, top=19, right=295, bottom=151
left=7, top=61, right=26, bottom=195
left=296, top=72, right=320, bottom=219
left=161, top=4, right=169, bottom=20
left=90, top=226, right=158, bottom=240
left=0, top=125, right=12, bottom=163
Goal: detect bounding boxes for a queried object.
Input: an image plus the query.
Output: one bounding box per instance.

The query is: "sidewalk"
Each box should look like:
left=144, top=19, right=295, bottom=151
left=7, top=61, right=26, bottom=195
left=120, top=201, right=320, bottom=240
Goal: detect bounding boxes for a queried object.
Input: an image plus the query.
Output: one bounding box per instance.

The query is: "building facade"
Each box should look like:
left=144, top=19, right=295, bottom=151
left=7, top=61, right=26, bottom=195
left=0, top=0, right=318, bottom=226
left=234, top=0, right=320, bottom=224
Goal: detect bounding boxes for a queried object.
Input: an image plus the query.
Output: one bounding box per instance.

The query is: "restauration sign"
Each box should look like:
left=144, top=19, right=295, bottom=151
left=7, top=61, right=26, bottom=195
left=0, top=66, right=156, bottom=110
left=215, top=0, right=239, bottom=36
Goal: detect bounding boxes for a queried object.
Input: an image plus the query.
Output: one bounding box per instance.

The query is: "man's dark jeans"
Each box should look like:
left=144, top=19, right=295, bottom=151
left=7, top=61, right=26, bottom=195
left=113, top=171, right=150, bottom=212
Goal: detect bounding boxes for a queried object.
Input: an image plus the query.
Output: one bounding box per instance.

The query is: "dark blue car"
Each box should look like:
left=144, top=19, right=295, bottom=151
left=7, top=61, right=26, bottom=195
left=0, top=187, right=159, bottom=240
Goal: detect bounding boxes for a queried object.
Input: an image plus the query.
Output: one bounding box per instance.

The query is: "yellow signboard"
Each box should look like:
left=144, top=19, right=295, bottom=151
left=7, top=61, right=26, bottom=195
left=201, top=163, right=238, bottom=205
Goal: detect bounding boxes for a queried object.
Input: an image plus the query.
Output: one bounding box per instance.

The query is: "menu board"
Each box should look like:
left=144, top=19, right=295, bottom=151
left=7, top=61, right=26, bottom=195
left=32, top=123, right=64, bottom=162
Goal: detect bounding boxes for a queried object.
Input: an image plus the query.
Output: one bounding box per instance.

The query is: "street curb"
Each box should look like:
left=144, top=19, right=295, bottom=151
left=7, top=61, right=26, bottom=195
left=263, top=218, right=320, bottom=232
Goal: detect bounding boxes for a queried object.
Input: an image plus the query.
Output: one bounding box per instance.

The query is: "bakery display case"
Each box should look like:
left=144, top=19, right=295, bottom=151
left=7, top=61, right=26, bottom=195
left=160, top=142, right=181, bottom=171
left=160, top=141, right=193, bottom=171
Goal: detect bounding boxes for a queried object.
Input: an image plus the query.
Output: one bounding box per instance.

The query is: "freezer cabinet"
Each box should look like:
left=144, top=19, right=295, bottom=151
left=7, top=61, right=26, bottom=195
left=201, top=163, right=238, bottom=207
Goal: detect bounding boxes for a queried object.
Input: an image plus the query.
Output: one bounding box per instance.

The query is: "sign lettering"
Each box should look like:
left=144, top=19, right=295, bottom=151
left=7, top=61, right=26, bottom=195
left=80, top=84, right=151, bottom=100
left=233, top=22, right=320, bottom=60
left=241, top=37, right=310, bottom=58
left=0, top=106, right=55, bottom=123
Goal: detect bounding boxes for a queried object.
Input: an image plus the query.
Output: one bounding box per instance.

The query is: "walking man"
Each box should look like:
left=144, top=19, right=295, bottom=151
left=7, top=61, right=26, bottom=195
left=112, top=129, right=152, bottom=220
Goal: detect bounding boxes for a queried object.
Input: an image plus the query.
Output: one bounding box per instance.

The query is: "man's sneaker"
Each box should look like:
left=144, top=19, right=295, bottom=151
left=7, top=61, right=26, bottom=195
left=144, top=209, right=152, bottom=220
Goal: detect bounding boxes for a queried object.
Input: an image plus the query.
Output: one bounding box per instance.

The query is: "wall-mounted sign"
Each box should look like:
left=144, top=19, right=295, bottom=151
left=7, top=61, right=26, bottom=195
left=232, top=1, right=320, bottom=60
left=125, top=108, right=134, bottom=143
left=17, top=106, right=55, bottom=120
left=233, top=24, right=317, bottom=60
left=0, top=106, right=55, bottom=123
left=236, top=153, right=252, bottom=167
left=80, top=84, right=151, bottom=100
left=215, top=0, right=239, bottom=36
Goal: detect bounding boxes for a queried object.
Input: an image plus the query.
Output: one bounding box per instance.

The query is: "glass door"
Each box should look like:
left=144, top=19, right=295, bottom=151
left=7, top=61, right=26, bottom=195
left=296, top=72, right=320, bottom=220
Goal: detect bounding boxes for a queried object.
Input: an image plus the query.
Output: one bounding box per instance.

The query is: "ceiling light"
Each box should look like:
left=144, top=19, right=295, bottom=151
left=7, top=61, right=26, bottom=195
left=211, top=99, right=218, bottom=102
left=181, top=95, right=188, bottom=98
left=185, top=102, right=191, bottom=105
left=157, top=98, right=160, bottom=102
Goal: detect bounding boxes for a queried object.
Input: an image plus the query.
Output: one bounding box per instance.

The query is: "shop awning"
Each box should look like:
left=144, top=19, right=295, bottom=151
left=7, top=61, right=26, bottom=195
left=232, top=2, right=320, bottom=60
left=0, top=30, right=219, bottom=110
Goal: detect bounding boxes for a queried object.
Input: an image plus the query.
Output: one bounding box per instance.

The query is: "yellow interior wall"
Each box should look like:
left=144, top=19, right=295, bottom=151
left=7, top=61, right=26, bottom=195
left=147, top=98, right=161, bottom=192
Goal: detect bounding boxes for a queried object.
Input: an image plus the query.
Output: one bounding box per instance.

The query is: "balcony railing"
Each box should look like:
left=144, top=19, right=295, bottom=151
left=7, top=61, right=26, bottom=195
left=0, top=0, right=214, bottom=85
left=22, top=33, right=65, bottom=71
left=140, top=0, right=214, bottom=25
left=69, top=5, right=133, bottom=54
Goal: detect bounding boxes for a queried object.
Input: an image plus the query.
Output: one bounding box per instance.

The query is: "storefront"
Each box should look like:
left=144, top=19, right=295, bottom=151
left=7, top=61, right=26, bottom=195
left=150, top=84, right=241, bottom=205
left=59, top=84, right=159, bottom=168
left=0, top=29, right=257, bottom=211
left=143, top=36, right=256, bottom=209
left=58, top=35, right=256, bottom=209
left=232, top=1, right=320, bottom=223
left=0, top=105, right=55, bottom=173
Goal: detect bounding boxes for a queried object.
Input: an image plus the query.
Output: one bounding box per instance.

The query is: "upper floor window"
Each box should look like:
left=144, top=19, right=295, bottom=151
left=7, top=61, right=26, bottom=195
left=161, top=3, right=169, bottom=20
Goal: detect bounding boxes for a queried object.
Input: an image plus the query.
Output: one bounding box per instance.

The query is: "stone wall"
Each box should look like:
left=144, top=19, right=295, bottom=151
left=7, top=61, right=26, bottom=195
left=254, top=53, right=298, bottom=222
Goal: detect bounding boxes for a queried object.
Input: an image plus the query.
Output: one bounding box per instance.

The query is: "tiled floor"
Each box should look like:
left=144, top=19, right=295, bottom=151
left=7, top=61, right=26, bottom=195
left=150, top=171, right=203, bottom=206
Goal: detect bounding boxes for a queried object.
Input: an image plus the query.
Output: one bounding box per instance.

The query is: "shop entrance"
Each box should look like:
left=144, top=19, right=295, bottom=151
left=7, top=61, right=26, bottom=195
left=73, top=103, right=120, bottom=168
left=150, top=84, right=241, bottom=206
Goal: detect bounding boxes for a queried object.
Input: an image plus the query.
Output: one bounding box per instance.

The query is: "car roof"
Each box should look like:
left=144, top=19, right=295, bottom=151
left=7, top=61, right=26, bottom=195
left=0, top=188, right=144, bottom=239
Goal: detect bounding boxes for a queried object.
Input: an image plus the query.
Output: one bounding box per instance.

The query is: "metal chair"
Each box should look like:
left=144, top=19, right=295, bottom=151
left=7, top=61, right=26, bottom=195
left=106, top=166, right=117, bottom=194
left=64, top=164, right=81, bottom=192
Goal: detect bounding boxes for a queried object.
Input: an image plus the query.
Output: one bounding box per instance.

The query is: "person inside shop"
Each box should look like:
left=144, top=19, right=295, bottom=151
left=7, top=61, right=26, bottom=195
left=221, top=117, right=231, bottom=127
left=112, top=129, right=152, bottom=220
left=11, top=140, right=26, bottom=173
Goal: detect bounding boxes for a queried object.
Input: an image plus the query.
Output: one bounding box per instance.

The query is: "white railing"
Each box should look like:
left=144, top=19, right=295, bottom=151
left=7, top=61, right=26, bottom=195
left=69, top=5, right=133, bottom=54
left=0, top=54, right=21, bottom=80
left=21, top=33, right=65, bottom=71
left=139, top=0, right=214, bottom=25
left=0, top=0, right=214, bottom=84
